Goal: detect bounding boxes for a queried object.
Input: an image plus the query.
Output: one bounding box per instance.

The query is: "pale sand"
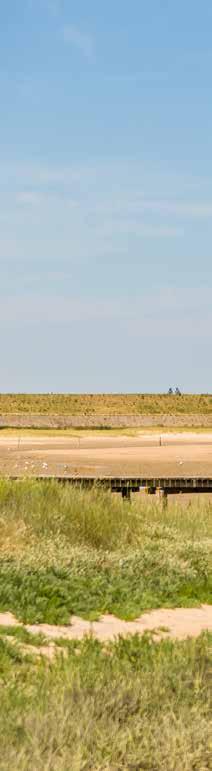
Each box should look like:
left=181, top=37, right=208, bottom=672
left=0, top=606, right=212, bottom=643
left=3, top=634, right=63, bottom=660
left=1, top=430, right=212, bottom=477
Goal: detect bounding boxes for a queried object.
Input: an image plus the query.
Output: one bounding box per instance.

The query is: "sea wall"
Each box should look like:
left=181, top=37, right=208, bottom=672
left=0, top=413, right=212, bottom=429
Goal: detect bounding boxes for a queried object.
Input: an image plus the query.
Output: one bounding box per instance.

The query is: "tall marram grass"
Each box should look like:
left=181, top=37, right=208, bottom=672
left=0, top=480, right=211, bottom=622
left=0, top=632, right=211, bottom=770
left=0, top=478, right=211, bottom=550
left=0, top=479, right=139, bottom=551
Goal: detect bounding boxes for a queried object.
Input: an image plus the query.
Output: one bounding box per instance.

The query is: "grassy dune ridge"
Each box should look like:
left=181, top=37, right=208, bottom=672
left=0, top=392, right=212, bottom=414
left=0, top=480, right=211, bottom=769
left=0, top=480, right=211, bottom=623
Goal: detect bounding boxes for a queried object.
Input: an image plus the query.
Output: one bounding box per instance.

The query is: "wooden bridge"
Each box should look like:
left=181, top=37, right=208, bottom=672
left=7, top=475, right=212, bottom=501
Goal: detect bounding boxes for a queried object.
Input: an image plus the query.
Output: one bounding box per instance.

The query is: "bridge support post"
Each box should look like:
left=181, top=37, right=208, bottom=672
left=156, top=488, right=168, bottom=507
left=122, top=487, right=131, bottom=501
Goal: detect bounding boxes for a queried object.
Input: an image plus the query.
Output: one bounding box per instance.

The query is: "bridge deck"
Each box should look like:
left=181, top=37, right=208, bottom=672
left=5, top=475, right=212, bottom=497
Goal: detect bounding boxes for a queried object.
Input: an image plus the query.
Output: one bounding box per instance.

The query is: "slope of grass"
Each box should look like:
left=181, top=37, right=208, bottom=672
left=0, top=480, right=211, bottom=769
left=0, top=480, right=211, bottom=623
left=0, top=632, right=211, bottom=770
left=0, top=392, right=212, bottom=414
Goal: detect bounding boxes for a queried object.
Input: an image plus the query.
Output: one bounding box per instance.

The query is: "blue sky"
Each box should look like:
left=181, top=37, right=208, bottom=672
left=1, top=0, right=212, bottom=392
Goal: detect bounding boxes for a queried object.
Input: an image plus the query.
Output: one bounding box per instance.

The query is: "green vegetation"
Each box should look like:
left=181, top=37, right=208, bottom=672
left=0, top=631, right=211, bottom=770
left=0, top=391, right=212, bottom=414
left=0, top=480, right=211, bottom=769
left=0, top=481, right=211, bottom=623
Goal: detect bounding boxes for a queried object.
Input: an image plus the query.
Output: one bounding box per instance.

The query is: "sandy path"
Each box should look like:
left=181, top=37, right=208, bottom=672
left=0, top=606, right=212, bottom=643
left=1, top=431, right=212, bottom=478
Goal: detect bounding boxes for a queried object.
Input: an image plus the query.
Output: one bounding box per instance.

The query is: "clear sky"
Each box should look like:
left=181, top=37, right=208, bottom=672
left=1, top=0, right=212, bottom=392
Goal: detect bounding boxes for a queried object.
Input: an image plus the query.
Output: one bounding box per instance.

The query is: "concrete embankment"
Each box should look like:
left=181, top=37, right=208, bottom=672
left=0, top=413, right=212, bottom=429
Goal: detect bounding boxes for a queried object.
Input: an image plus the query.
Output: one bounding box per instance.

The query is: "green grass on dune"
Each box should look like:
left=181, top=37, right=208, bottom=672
left=1, top=391, right=212, bottom=414
left=0, top=480, right=211, bottom=769
left=0, top=632, right=211, bottom=770
left=0, top=480, right=211, bottom=623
